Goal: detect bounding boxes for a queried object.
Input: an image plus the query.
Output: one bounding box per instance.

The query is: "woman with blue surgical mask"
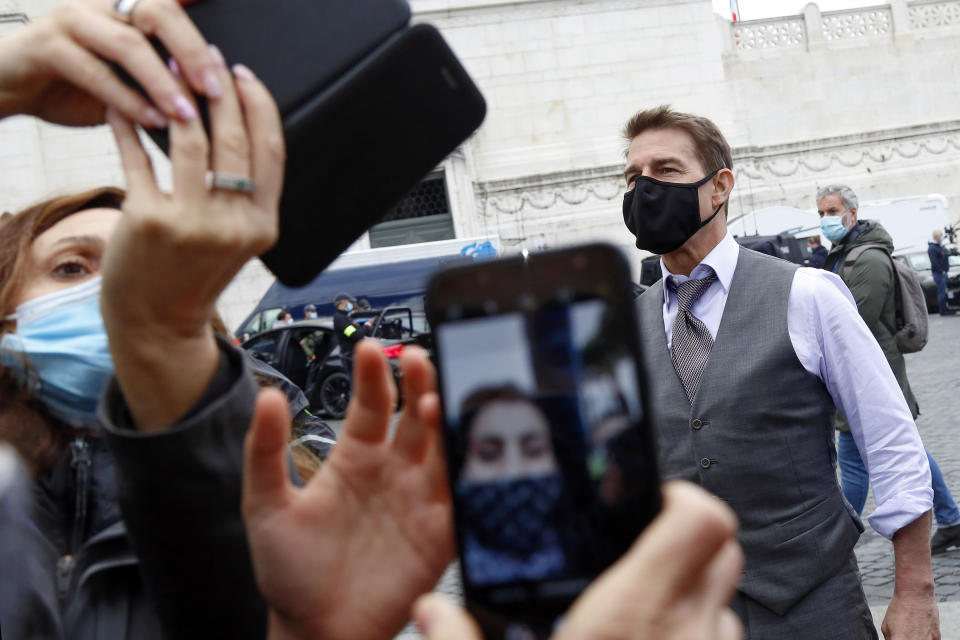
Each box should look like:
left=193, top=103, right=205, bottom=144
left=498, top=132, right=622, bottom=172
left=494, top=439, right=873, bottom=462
left=0, top=1, right=456, bottom=637
left=0, top=0, right=287, bottom=630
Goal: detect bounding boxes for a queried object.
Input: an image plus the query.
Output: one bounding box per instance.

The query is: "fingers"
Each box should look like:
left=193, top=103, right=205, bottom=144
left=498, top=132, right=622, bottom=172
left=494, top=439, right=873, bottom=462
left=626, top=482, right=739, bottom=605
left=128, top=0, right=223, bottom=100
left=341, top=340, right=394, bottom=443
left=105, top=107, right=161, bottom=199
left=702, top=539, right=744, bottom=613
left=242, top=388, right=294, bottom=519
left=717, top=610, right=745, bottom=640
left=232, top=63, right=284, bottom=247
left=392, top=346, right=440, bottom=462
left=413, top=594, right=483, bottom=640
left=41, top=29, right=168, bottom=128
left=165, top=65, right=208, bottom=201
left=58, top=7, right=182, bottom=124
left=205, top=47, right=250, bottom=182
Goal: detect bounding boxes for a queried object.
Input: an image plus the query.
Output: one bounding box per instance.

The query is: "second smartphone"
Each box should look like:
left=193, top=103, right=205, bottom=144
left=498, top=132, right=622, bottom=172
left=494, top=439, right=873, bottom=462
left=426, top=244, right=662, bottom=639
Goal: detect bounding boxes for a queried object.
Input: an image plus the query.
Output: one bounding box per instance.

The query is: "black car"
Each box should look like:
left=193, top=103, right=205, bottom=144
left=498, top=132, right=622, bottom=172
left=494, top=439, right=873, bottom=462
left=241, top=307, right=430, bottom=419
left=895, top=250, right=960, bottom=312
left=636, top=232, right=807, bottom=289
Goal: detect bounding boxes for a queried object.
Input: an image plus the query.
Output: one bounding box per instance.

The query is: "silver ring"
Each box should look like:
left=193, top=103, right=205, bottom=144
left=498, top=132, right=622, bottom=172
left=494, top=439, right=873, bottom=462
left=208, top=172, right=257, bottom=194
left=114, top=0, right=141, bottom=19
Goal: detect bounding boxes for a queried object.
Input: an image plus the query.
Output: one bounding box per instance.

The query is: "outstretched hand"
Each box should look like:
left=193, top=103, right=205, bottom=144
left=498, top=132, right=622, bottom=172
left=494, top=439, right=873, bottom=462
left=414, top=482, right=744, bottom=640
left=244, top=340, right=454, bottom=640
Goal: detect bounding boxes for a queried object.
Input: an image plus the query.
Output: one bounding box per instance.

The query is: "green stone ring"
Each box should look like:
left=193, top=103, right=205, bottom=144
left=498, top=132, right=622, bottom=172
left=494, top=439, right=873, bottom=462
left=209, top=172, right=257, bottom=194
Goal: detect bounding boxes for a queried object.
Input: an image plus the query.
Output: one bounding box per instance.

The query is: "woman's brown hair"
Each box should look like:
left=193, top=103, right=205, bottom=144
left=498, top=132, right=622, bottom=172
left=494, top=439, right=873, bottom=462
left=0, top=187, right=124, bottom=472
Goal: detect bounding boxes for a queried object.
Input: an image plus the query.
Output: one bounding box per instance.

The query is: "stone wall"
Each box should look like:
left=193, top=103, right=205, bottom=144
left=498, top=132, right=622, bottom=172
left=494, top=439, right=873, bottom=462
left=3, top=0, right=960, bottom=324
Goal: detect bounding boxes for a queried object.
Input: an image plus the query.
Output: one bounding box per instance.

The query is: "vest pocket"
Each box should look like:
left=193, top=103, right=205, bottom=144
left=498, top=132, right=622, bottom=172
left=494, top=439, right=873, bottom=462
left=738, top=492, right=860, bottom=616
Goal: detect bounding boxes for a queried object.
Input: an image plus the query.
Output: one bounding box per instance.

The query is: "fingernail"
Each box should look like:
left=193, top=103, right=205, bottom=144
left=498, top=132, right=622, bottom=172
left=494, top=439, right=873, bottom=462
left=167, top=56, right=180, bottom=77
left=143, top=106, right=168, bottom=129
left=232, top=63, right=256, bottom=82
left=208, top=44, right=226, bottom=68
left=173, top=94, right=198, bottom=121
left=203, top=69, right=223, bottom=99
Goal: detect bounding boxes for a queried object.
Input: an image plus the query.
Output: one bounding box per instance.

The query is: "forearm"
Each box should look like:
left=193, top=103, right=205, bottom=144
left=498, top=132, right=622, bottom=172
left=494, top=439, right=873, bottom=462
left=107, top=323, right=221, bottom=432
left=893, top=511, right=935, bottom=596
left=101, top=342, right=268, bottom=638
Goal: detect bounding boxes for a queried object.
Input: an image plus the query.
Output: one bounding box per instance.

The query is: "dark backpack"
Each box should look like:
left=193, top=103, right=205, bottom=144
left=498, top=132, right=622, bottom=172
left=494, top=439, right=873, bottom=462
left=842, top=243, right=928, bottom=353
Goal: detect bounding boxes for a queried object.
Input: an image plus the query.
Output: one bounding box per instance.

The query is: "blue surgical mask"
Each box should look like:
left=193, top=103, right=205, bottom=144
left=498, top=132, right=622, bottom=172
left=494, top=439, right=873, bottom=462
left=1, top=277, right=113, bottom=429
left=344, top=302, right=354, bottom=313
left=820, top=216, right=848, bottom=243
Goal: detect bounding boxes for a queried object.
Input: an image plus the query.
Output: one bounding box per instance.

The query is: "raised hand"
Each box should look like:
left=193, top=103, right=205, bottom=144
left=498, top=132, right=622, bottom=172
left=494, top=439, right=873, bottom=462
left=244, top=340, right=455, bottom=640
left=101, top=46, right=284, bottom=431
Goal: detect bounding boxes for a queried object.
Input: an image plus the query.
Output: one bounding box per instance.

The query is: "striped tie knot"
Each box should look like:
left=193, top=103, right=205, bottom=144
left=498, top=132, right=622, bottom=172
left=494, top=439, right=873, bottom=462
left=668, top=273, right=718, bottom=313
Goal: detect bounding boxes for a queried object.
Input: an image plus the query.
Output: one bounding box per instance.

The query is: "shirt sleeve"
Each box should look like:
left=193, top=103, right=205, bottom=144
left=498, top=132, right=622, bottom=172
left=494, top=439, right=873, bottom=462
left=787, top=268, right=932, bottom=539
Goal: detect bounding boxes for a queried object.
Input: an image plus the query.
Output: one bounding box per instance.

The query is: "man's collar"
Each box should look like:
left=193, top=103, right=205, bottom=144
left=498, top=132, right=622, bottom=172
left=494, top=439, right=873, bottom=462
left=660, top=233, right=738, bottom=297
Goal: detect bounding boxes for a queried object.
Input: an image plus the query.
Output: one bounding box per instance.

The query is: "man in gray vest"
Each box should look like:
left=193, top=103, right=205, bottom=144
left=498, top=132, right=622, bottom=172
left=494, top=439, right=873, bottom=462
left=623, top=106, right=936, bottom=639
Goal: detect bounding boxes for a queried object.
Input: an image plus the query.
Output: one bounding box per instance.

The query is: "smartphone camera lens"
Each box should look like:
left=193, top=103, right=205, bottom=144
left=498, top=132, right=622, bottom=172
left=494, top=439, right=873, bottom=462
left=483, top=299, right=498, bottom=314
left=518, top=293, right=536, bottom=311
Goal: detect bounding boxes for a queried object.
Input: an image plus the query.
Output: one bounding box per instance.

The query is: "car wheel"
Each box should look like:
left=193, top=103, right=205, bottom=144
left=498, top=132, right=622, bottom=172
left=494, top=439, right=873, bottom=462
left=319, top=372, right=351, bottom=419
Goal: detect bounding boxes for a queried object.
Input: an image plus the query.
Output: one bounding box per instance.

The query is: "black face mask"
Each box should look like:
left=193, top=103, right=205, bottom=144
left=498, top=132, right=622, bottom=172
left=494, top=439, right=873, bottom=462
left=456, top=475, right=565, bottom=555
left=622, top=171, right=724, bottom=255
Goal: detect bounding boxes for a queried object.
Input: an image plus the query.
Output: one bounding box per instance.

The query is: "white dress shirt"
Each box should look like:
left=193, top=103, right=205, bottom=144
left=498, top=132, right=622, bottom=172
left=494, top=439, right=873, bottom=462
left=659, top=232, right=932, bottom=539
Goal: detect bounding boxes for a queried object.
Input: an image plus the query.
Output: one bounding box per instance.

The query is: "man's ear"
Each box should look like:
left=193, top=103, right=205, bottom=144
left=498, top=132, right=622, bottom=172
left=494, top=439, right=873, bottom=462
left=713, top=169, right=735, bottom=209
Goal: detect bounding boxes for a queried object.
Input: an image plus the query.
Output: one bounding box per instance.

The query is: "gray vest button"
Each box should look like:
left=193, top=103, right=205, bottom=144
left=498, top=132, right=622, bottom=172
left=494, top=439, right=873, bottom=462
left=692, top=418, right=703, bottom=429
left=700, top=457, right=712, bottom=469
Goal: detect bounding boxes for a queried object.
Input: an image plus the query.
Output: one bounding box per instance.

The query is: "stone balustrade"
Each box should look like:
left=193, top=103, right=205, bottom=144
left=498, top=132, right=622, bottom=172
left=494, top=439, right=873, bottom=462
left=731, top=0, right=959, bottom=51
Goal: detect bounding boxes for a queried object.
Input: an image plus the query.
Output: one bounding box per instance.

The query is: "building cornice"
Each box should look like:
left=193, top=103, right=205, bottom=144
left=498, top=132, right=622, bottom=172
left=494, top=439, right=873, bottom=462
left=413, top=0, right=696, bottom=28
left=475, top=120, right=960, bottom=215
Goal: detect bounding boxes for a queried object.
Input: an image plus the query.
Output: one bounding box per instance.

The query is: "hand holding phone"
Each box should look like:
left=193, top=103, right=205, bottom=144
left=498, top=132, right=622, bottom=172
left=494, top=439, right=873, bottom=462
left=426, top=244, right=662, bottom=639
left=412, top=483, right=743, bottom=640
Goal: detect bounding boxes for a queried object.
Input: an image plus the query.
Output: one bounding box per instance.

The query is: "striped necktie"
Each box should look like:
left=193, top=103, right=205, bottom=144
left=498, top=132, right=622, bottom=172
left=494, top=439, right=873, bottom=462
left=668, top=272, right=718, bottom=403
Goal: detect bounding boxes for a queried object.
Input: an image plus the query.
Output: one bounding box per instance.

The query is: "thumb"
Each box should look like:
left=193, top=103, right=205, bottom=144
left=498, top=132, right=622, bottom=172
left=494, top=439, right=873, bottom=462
left=242, top=387, right=293, bottom=518
left=413, top=594, right=482, bottom=640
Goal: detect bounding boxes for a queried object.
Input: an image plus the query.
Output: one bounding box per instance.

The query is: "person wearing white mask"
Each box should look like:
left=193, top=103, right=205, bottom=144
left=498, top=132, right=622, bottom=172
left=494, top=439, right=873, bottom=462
left=820, top=184, right=960, bottom=556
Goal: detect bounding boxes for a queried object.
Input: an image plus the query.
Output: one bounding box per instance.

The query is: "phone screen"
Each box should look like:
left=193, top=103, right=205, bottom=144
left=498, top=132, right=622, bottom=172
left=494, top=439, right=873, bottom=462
left=428, top=245, right=661, bottom=639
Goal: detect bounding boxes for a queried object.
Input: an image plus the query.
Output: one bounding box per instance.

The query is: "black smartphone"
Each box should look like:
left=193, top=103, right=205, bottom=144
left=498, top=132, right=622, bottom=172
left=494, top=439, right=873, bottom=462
left=426, top=244, right=661, bottom=639
left=124, top=0, right=486, bottom=286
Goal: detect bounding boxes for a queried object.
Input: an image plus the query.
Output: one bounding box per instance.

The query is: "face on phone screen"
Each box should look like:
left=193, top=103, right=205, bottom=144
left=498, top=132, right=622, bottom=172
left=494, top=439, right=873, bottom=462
left=434, top=288, right=659, bottom=635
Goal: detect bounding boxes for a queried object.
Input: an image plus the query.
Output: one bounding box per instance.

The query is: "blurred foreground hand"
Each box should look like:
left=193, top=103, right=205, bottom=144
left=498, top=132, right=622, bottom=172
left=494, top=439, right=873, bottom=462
left=243, top=339, right=454, bottom=640
left=414, top=482, right=744, bottom=640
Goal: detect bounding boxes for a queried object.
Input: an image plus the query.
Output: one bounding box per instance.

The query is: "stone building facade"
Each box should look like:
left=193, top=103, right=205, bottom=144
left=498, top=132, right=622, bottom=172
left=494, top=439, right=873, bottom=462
left=2, top=0, right=959, bottom=325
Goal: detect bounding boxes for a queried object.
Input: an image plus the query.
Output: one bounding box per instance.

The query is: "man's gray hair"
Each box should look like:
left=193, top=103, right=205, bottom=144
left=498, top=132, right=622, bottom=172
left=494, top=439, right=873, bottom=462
left=816, top=184, right=859, bottom=211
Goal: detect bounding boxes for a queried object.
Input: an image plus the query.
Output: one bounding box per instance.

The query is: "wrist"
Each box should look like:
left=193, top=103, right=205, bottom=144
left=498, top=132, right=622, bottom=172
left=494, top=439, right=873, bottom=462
left=108, top=326, right=221, bottom=432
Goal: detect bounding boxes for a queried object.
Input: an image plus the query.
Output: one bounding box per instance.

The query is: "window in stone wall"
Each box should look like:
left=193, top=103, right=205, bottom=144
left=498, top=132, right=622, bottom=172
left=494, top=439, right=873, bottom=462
left=369, top=172, right=455, bottom=248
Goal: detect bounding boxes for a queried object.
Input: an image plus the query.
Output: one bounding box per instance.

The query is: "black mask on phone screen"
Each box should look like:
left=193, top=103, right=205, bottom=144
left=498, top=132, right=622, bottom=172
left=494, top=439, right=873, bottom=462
left=622, top=171, right=724, bottom=255
left=457, top=475, right=564, bottom=555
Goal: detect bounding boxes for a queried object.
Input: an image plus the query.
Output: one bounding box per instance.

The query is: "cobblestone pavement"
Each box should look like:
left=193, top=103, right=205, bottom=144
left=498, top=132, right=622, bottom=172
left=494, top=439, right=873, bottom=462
left=380, top=315, right=960, bottom=637
left=855, top=313, right=960, bottom=605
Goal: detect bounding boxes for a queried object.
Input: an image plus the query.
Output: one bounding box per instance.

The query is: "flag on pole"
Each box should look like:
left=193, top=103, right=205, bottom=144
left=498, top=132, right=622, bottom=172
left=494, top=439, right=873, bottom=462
left=730, top=0, right=741, bottom=22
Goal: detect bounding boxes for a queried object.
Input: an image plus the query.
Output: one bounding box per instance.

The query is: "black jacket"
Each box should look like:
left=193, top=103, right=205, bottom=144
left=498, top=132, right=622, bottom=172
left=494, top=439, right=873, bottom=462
left=929, top=241, right=950, bottom=275
left=0, top=339, right=267, bottom=640
left=333, top=309, right=370, bottom=357
left=808, top=245, right=828, bottom=269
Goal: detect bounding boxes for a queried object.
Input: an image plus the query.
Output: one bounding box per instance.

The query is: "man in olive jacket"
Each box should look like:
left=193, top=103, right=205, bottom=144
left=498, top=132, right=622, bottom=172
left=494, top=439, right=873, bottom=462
left=820, top=184, right=960, bottom=554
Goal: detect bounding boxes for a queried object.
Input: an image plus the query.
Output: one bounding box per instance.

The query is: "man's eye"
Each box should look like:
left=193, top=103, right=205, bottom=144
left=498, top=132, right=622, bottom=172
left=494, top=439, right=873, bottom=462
left=661, top=167, right=677, bottom=174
